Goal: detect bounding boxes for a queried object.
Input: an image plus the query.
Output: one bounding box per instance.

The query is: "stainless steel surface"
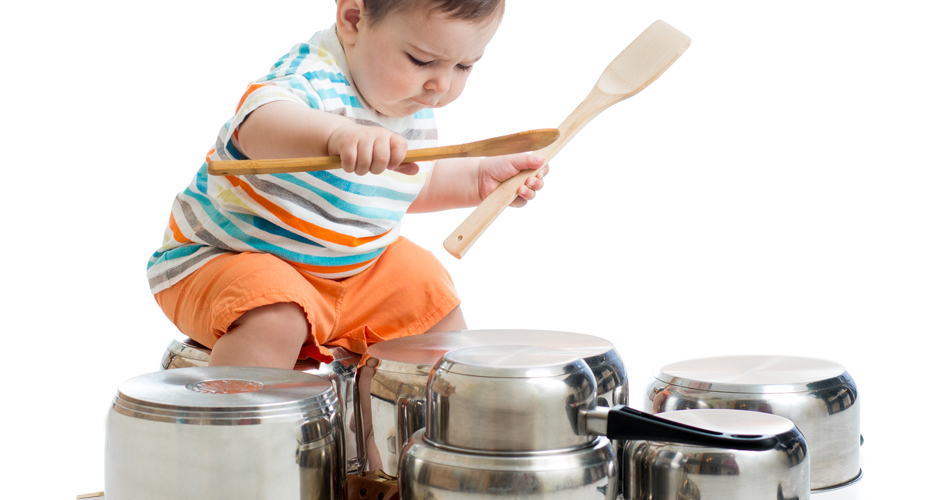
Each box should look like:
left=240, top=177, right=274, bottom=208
left=624, top=409, right=810, bottom=500
left=426, top=346, right=597, bottom=451
left=160, top=335, right=361, bottom=473
left=646, top=355, right=860, bottom=490
left=356, top=329, right=628, bottom=475
left=578, top=406, right=611, bottom=436
left=653, top=355, right=852, bottom=393
left=399, top=430, right=618, bottom=500
left=105, top=366, right=345, bottom=500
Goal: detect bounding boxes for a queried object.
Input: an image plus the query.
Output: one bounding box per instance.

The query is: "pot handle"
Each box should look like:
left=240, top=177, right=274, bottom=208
left=605, top=406, right=779, bottom=451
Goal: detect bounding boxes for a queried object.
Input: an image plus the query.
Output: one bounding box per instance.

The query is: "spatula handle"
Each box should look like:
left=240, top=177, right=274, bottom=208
left=443, top=92, right=613, bottom=258
left=442, top=20, right=690, bottom=259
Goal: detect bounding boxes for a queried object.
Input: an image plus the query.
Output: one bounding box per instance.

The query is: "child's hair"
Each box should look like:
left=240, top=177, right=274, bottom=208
left=359, top=0, right=505, bottom=26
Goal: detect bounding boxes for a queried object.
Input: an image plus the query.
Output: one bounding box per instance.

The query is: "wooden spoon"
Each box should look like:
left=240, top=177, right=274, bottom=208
left=443, top=20, right=692, bottom=258
left=206, top=128, right=560, bottom=176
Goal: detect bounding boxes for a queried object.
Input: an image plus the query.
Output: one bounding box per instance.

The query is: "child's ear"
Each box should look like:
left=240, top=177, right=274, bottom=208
left=336, top=0, right=366, bottom=44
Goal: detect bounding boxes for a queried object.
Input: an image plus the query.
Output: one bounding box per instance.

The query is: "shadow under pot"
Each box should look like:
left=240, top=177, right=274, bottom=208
left=398, top=346, right=780, bottom=500
left=355, top=329, right=629, bottom=477
left=645, top=355, right=861, bottom=491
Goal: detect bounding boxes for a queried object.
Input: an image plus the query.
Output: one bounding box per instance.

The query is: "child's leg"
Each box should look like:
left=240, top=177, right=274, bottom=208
left=208, top=302, right=309, bottom=369
left=326, top=237, right=463, bottom=350
left=425, top=305, right=467, bottom=333
left=155, top=252, right=337, bottom=369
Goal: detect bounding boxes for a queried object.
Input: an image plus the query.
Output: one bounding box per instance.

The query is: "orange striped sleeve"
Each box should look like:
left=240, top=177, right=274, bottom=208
left=225, top=176, right=391, bottom=248
left=168, top=213, right=190, bottom=243
left=236, top=83, right=273, bottom=113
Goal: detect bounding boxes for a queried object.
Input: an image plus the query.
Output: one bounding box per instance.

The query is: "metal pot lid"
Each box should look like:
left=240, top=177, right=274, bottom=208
left=656, top=409, right=797, bottom=437
left=112, top=366, right=337, bottom=424
left=439, top=345, right=587, bottom=378
left=654, top=355, right=852, bottom=394
left=366, top=329, right=616, bottom=373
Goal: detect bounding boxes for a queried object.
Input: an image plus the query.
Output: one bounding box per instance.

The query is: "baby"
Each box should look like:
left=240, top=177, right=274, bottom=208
left=146, top=0, right=546, bottom=368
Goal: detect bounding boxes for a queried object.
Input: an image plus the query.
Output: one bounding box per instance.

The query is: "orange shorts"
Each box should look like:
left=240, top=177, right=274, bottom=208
left=154, top=237, right=460, bottom=363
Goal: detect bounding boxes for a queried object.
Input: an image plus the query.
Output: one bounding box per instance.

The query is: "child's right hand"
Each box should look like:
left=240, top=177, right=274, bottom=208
left=327, top=124, right=419, bottom=176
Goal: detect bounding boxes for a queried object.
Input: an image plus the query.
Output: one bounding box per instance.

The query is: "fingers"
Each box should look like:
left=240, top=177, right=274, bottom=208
left=333, top=126, right=412, bottom=176
left=523, top=155, right=546, bottom=171
left=510, top=177, right=542, bottom=207
left=510, top=156, right=547, bottom=208
left=368, top=135, right=391, bottom=175
left=387, top=135, right=408, bottom=170
left=354, top=136, right=375, bottom=175
left=389, top=162, right=420, bottom=175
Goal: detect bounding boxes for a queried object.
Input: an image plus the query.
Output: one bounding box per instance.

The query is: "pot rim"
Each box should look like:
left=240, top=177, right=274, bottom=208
left=113, top=366, right=338, bottom=424
left=654, top=355, right=854, bottom=394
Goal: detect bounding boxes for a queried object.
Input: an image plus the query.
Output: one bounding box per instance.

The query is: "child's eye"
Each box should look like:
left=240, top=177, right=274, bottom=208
left=456, top=63, right=473, bottom=73
left=408, top=54, right=434, bottom=67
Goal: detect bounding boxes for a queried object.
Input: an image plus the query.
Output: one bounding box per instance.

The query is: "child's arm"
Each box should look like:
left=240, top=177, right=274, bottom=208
left=237, top=101, right=419, bottom=175
left=408, top=155, right=546, bottom=213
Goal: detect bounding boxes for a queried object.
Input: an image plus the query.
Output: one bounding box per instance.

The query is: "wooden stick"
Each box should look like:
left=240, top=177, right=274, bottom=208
left=443, top=20, right=691, bottom=259
left=206, top=129, right=559, bottom=176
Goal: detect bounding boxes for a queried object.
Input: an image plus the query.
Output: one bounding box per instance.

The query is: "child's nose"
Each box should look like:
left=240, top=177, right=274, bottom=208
left=424, top=71, right=451, bottom=94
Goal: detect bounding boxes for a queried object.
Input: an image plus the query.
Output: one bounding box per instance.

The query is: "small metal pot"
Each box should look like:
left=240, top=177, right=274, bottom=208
left=645, top=355, right=861, bottom=491
left=399, top=346, right=779, bottom=500
left=356, top=329, right=629, bottom=476
left=160, top=335, right=361, bottom=474
left=105, top=367, right=346, bottom=500
left=624, top=409, right=810, bottom=500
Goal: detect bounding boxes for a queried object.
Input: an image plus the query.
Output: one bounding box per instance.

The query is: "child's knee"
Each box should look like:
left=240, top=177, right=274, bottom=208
left=233, top=301, right=310, bottom=345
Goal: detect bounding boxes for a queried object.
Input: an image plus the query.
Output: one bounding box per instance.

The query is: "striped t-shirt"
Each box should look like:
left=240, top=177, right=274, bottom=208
left=147, top=26, right=437, bottom=294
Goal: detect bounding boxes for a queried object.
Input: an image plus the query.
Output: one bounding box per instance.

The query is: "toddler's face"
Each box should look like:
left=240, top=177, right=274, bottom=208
left=343, top=7, right=501, bottom=117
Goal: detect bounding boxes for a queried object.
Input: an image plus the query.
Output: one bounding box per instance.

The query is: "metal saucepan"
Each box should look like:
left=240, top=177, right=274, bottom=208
left=645, top=355, right=861, bottom=491
left=624, top=409, right=810, bottom=500
left=354, top=329, right=628, bottom=476
left=399, top=346, right=782, bottom=500
left=160, top=335, right=362, bottom=474
left=106, top=366, right=345, bottom=500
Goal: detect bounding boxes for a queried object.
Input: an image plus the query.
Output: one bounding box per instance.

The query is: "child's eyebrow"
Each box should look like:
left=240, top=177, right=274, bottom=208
left=407, top=43, right=446, bottom=59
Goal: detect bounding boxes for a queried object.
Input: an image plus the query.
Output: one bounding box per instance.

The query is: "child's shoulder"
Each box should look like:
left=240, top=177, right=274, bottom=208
left=259, top=28, right=349, bottom=85
left=271, top=29, right=342, bottom=71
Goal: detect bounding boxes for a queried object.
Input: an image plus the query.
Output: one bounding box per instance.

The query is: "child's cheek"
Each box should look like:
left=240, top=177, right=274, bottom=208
left=386, top=68, right=418, bottom=99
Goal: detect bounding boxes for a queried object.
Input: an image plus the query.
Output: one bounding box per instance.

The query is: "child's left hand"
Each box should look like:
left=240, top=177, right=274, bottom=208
left=478, top=155, right=548, bottom=208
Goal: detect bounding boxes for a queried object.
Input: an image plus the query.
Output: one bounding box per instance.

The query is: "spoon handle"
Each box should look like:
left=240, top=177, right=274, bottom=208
left=205, top=129, right=558, bottom=176
left=443, top=20, right=690, bottom=259
left=442, top=91, right=615, bottom=258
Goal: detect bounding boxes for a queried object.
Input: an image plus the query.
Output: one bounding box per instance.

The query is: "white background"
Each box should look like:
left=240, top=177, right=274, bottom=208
left=2, top=1, right=947, bottom=498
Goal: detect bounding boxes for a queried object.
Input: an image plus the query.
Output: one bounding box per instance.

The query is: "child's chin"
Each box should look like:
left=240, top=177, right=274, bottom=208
left=390, top=108, right=424, bottom=118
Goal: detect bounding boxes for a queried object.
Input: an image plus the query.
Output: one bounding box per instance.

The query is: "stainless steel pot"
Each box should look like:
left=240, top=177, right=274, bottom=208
left=624, top=409, right=810, bottom=500
left=160, top=335, right=361, bottom=474
left=105, top=367, right=346, bottom=500
left=399, top=346, right=780, bottom=500
left=645, top=355, right=861, bottom=491
left=355, top=329, right=629, bottom=476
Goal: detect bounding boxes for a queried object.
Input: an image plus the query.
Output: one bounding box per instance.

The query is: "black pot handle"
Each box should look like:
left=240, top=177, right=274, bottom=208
left=607, top=407, right=779, bottom=451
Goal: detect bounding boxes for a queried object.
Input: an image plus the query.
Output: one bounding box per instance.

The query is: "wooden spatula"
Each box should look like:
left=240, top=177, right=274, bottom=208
left=443, top=20, right=692, bottom=258
left=206, top=128, right=559, bottom=176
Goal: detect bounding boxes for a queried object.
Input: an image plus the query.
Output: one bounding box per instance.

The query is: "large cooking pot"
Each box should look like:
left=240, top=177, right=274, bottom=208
left=355, top=329, right=628, bottom=476
left=160, top=335, right=361, bottom=474
left=399, top=346, right=781, bottom=500
left=645, top=355, right=860, bottom=490
left=105, top=366, right=346, bottom=500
